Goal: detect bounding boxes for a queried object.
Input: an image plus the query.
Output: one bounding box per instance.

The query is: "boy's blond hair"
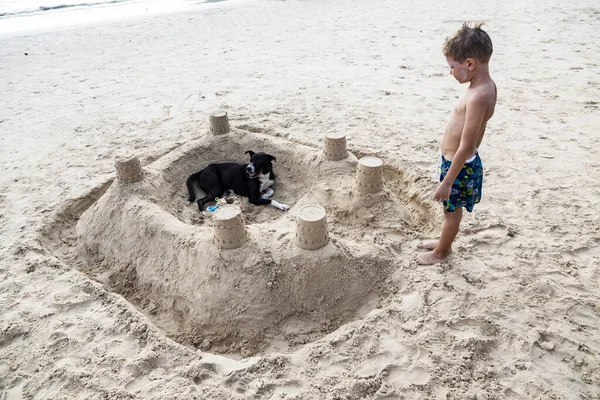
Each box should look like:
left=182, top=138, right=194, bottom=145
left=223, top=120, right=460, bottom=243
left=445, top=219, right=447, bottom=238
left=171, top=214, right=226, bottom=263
left=443, top=22, right=493, bottom=64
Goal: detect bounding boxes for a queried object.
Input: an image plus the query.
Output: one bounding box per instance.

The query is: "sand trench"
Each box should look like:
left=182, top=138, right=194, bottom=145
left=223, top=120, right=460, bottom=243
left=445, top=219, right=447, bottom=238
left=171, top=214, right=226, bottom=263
left=39, top=127, right=437, bottom=358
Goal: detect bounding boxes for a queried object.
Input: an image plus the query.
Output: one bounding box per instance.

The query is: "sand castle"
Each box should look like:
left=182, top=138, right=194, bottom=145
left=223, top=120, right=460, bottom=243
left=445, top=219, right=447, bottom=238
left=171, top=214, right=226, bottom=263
left=114, top=154, right=144, bottom=183
left=208, top=110, right=230, bottom=135
left=356, top=156, right=384, bottom=194
left=212, top=205, right=247, bottom=249
left=59, top=112, right=433, bottom=356
left=323, top=132, right=347, bottom=161
left=295, top=204, right=329, bottom=250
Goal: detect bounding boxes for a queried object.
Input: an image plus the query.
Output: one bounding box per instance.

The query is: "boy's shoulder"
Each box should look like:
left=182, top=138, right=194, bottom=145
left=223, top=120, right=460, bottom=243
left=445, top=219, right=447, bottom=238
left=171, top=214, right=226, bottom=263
left=469, top=79, right=497, bottom=106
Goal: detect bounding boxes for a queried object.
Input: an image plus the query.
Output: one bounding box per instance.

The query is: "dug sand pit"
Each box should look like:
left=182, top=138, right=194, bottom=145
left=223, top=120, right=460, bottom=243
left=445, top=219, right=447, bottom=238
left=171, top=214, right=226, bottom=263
left=45, top=127, right=436, bottom=357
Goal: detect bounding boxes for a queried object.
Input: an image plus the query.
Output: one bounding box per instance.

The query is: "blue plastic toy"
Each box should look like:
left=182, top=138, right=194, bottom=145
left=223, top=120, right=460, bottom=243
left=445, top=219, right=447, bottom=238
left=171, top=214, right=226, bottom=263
left=206, top=197, right=227, bottom=212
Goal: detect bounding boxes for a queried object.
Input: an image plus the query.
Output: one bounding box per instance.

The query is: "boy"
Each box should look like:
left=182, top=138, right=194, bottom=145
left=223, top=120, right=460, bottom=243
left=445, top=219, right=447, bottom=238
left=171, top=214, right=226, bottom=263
left=417, top=23, right=497, bottom=265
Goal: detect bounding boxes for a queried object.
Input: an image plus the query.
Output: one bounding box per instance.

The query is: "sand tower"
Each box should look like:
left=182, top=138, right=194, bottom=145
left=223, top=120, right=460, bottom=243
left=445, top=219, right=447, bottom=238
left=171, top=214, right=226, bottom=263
left=212, top=205, right=247, bottom=249
left=323, top=132, right=347, bottom=161
left=114, top=155, right=144, bottom=183
left=209, top=110, right=230, bottom=135
left=356, top=156, right=383, bottom=194
left=295, top=204, right=329, bottom=250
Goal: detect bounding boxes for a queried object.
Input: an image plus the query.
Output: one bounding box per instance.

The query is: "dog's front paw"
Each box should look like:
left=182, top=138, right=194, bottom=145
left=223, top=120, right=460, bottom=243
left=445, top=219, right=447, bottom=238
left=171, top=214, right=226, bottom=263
left=261, top=188, right=275, bottom=199
left=269, top=200, right=289, bottom=211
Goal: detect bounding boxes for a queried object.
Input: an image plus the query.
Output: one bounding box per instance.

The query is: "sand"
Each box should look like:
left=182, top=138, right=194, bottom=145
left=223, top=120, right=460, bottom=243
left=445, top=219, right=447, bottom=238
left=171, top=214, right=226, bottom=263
left=1, top=0, right=600, bottom=399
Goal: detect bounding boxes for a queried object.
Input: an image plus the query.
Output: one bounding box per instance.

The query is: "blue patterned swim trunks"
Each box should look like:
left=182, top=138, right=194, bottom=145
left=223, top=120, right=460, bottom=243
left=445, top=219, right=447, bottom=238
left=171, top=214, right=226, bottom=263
left=440, top=153, right=483, bottom=212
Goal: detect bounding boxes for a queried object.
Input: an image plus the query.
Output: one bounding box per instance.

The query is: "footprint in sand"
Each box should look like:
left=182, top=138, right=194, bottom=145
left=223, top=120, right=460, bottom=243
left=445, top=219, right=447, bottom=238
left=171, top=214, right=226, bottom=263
left=386, top=366, right=431, bottom=387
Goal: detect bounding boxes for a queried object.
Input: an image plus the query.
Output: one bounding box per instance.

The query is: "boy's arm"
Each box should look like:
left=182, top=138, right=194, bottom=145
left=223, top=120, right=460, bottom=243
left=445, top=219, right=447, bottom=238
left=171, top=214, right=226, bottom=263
left=435, top=95, right=487, bottom=200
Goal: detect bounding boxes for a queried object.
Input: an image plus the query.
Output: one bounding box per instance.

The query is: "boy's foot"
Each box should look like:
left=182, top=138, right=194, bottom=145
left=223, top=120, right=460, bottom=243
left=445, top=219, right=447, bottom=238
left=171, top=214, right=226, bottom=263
left=417, top=240, right=452, bottom=254
left=417, top=240, right=439, bottom=250
left=416, top=250, right=448, bottom=265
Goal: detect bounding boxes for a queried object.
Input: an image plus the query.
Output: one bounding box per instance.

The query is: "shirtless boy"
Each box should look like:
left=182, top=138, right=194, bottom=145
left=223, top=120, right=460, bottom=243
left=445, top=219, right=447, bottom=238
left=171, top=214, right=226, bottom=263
left=417, top=23, right=497, bottom=265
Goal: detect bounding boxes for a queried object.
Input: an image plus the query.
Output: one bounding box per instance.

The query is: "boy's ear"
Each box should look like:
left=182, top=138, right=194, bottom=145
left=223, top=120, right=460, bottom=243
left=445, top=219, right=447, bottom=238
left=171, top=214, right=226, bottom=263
left=466, top=58, right=476, bottom=70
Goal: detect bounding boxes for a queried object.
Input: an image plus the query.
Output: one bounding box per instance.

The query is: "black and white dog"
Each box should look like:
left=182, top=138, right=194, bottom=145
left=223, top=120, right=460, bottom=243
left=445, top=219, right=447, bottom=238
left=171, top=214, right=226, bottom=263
left=186, top=151, right=289, bottom=212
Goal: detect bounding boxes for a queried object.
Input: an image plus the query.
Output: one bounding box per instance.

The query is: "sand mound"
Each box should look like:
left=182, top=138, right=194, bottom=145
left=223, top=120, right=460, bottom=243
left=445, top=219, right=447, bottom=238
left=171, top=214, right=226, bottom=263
left=43, top=128, right=437, bottom=357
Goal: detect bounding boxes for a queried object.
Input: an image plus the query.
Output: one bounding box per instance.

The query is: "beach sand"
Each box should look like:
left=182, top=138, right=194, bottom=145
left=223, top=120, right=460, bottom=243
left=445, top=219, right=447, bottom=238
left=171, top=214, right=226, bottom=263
left=1, top=0, right=599, bottom=398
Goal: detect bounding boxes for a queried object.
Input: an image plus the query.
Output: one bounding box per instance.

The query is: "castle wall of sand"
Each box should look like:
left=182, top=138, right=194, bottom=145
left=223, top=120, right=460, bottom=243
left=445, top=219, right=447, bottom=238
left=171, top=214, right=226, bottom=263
left=75, top=130, right=406, bottom=355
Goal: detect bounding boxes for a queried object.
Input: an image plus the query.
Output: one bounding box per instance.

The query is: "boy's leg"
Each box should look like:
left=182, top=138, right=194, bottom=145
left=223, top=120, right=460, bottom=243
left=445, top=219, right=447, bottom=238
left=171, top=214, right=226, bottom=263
left=416, top=207, right=462, bottom=265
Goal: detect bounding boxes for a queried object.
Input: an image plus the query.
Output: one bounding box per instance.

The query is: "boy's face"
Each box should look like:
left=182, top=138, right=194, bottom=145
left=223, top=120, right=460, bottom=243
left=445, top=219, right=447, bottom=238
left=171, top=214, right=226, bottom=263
left=446, top=57, right=473, bottom=84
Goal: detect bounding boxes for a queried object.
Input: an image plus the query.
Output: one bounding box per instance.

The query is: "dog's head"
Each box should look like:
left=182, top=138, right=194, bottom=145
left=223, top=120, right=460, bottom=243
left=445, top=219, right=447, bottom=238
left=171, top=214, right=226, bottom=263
left=245, top=151, right=276, bottom=178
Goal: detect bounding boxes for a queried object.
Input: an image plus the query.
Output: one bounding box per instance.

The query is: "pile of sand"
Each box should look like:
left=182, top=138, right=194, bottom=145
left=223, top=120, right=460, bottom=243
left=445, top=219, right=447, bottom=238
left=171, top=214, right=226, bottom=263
left=67, top=128, right=435, bottom=357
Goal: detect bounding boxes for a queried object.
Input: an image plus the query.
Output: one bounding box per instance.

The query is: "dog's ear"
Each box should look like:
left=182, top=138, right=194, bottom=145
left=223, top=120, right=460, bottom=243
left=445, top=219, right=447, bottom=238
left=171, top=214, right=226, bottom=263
left=267, top=154, right=277, bottom=163
left=245, top=151, right=255, bottom=158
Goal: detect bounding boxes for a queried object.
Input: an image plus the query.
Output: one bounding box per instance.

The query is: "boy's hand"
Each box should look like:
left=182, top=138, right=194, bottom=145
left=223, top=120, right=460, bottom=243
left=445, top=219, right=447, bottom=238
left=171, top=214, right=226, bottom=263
left=433, top=182, right=452, bottom=202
